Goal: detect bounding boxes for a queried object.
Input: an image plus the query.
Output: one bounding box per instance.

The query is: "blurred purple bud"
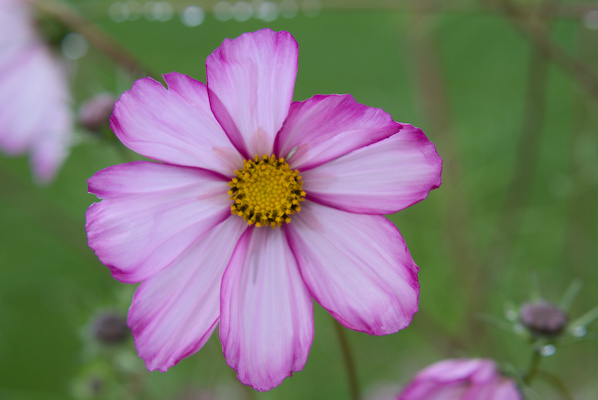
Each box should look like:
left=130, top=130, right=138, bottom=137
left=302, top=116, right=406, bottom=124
left=89, top=377, right=103, bottom=395
left=79, top=93, right=116, bottom=133
left=91, top=311, right=130, bottom=344
left=520, top=300, right=568, bottom=337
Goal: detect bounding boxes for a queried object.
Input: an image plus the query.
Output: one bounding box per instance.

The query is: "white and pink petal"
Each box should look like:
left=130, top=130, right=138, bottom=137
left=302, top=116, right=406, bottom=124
left=286, top=202, right=419, bottom=335
left=110, top=72, right=242, bottom=176
left=0, top=45, right=72, bottom=184
left=86, top=161, right=231, bottom=283
left=206, top=29, right=298, bottom=157
left=418, top=359, right=495, bottom=383
left=128, top=216, right=247, bottom=371
left=220, top=227, right=313, bottom=391
left=487, top=379, right=522, bottom=400
left=302, top=124, right=442, bottom=214
left=275, top=94, right=400, bottom=171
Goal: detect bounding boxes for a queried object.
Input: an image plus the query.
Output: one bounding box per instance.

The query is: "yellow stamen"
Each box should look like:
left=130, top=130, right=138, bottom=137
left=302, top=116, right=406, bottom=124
left=228, top=154, right=306, bottom=228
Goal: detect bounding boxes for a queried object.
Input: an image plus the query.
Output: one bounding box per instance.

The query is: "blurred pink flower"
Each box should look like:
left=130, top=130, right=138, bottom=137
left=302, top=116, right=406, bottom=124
left=0, top=0, right=72, bottom=183
left=86, top=29, right=442, bottom=391
left=398, top=359, right=522, bottom=400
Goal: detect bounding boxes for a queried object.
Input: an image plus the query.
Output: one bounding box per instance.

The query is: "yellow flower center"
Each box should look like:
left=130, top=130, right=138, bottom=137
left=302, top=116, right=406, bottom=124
left=228, top=154, right=306, bottom=228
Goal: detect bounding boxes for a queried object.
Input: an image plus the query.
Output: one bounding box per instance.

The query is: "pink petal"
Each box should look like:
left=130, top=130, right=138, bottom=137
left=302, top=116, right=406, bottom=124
left=401, top=383, right=468, bottom=400
left=398, top=359, right=520, bottom=400
left=0, top=0, right=37, bottom=48
left=274, top=94, right=400, bottom=171
left=0, top=45, right=72, bottom=184
left=0, top=0, right=71, bottom=185
left=128, top=216, right=247, bottom=371
left=206, top=29, right=298, bottom=157
left=419, top=359, right=495, bottom=384
left=302, top=124, right=442, bottom=214
left=487, top=379, right=522, bottom=400
left=286, top=202, right=419, bottom=335
left=220, top=227, right=313, bottom=391
left=86, top=161, right=231, bottom=283
left=110, top=72, right=242, bottom=176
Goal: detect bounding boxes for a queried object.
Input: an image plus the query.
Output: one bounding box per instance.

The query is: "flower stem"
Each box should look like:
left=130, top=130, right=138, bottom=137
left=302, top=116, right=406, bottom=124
left=31, top=0, right=155, bottom=78
left=332, top=318, right=360, bottom=400
left=486, top=0, right=598, bottom=102
left=523, top=348, right=542, bottom=385
left=523, top=347, right=574, bottom=399
left=535, top=370, right=574, bottom=400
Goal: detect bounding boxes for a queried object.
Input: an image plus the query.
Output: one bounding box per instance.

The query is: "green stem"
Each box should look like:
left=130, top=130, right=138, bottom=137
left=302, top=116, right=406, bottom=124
left=32, top=0, right=155, bottom=78
left=535, top=370, right=574, bottom=400
left=523, top=349, right=542, bottom=385
left=486, top=0, right=598, bottom=101
left=332, top=318, right=360, bottom=400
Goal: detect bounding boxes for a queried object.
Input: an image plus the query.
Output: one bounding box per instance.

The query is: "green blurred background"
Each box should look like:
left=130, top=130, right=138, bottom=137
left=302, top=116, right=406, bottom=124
left=0, top=0, right=597, bottom=399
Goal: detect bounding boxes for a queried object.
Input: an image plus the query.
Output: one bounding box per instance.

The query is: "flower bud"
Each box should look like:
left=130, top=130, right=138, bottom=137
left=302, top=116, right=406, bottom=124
left=91, top=311, right=130, bottom=345
left=520, top=300, right=568, bottom=337
left=79, top=93, right=116, bottom=133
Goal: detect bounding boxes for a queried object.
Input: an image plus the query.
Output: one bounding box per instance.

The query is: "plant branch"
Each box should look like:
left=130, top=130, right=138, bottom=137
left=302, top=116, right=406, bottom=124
left=407, top=5, right=483, bottom=351
left=32, top=0, right=155, bottom=78
left=486, top=30, right=549, bottom=272
left=523, top=348, right=542, bottom=385
left=332, top=318, right=360, bottom=400
left=486, top=0, right=598, bottom=102
left=535, top=370, right=575, bottom=400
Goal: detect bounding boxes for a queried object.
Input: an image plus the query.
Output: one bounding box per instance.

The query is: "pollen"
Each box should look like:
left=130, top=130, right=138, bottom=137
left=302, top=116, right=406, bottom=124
left=228, top=154, right=306, bottom=228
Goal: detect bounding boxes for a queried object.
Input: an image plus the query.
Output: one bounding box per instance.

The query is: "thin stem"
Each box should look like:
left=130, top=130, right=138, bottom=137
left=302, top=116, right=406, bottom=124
left=523, top=349, right=542, bottom=385
left=535, top=370, right=575, bottom=400
left=486, top=28, right=549, bottom=272
left=406, top=5, right=480, bottom=351
left=486, top=0, right=598, bottom=102
left=32, top=0, right=155, bottom=78
left=332, top=318, right=360, bottom=400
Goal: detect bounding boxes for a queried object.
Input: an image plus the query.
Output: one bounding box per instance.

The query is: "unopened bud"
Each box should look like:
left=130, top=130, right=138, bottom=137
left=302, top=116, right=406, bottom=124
left=79, top=93, right=115, bottom=133
left=91, top=311, right=130, bottom=344
left=89, top=377, right=103, bottom=395
left=520, top=300, right=568, bottom=336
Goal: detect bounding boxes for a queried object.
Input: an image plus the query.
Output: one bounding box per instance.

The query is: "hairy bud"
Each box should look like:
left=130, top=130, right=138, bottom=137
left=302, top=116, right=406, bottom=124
left=520, top=300, right=568, bottom=336
left=91, top=311, right=130, bottom=345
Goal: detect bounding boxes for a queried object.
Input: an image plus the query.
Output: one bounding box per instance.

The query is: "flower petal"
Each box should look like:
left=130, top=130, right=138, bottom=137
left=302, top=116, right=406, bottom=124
left=0, top=0, right=36, bottom=47
left=302, top=124, right=442, bottom=214
left=220, top=227, right=313, bottom=391
left=128, top=216, right=247, bottom=371
left=86, top=161, right=231, bottom=283
left=206, top=29, right=298, bottom=157
left=487, top=379, right=522, bottom=400
left=274, top=94, right=400, bottom=171
left=0, top=45, right=71, bottom=184
left=419, top=359, right=495, bottom=383
left=286, top=202, right=419, bottom=334
left=110, top=72, right=242, bottom=176
left=400, top=383, right=467, bottom=400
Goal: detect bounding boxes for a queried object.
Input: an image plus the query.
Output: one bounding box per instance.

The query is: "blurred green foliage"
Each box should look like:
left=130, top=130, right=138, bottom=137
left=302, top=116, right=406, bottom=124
left=0, top=0, right=597, bottom=399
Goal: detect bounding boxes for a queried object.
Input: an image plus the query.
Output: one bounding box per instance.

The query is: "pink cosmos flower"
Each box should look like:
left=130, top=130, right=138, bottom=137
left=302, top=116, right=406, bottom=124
left=0, top=0, right=72, bottom=183
left=398, top=359, right=522, bottom=400
left=85, top=29, right=442, bottom=391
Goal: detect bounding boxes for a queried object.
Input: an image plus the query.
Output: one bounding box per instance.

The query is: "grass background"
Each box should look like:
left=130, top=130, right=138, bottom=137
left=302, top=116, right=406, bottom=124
left=0, top=0, right=597, bottom=399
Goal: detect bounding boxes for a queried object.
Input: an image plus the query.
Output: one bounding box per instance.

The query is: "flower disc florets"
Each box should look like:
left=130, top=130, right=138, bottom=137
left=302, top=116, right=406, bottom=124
left=228, top=154, right=306, bottom=228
